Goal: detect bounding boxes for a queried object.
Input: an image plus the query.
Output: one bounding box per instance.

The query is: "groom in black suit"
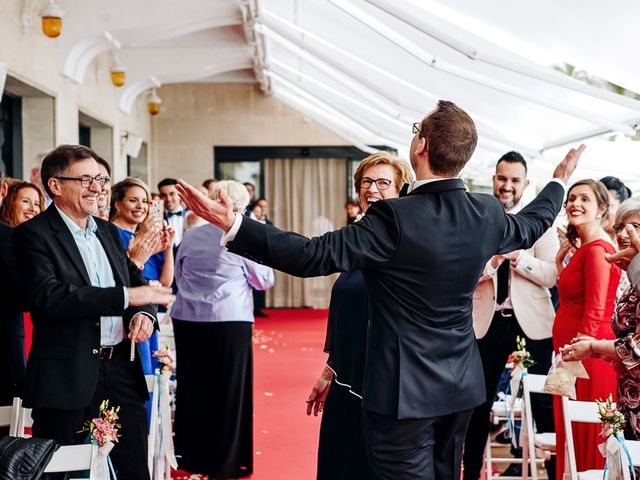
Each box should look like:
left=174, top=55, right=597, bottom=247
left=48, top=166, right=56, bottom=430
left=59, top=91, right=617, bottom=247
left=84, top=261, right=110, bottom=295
left=14, top=145, right=174, bottom=479
left=177, top=101, right=583, bottom=479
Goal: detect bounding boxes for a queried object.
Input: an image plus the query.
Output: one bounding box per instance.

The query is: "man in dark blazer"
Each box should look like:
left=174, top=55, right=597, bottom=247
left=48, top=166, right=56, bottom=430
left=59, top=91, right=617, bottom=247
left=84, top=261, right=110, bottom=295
left=176, top=101, right=584, bottom=480
left=13, top=145, right=174, bottom=479
left=0, top=161, right=26, bottom=423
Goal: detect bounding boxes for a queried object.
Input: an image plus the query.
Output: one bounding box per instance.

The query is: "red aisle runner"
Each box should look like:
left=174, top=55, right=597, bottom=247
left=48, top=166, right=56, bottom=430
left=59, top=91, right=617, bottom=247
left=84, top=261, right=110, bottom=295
left=173, top=308, right=328, bottom=479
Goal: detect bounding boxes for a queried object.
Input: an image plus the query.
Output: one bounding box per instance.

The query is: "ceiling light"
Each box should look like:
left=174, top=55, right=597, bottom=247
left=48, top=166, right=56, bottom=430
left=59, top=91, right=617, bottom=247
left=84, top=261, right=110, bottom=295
left=39, top=0, right=64, bottom=38
left=148, top=89, right=162, bottom=116
left=110, top=58, right=126, bottom=87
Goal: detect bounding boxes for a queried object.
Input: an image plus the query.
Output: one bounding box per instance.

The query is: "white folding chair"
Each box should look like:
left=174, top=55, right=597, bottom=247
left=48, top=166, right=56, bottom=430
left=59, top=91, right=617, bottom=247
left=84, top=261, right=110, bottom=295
left=44, top=443, right=99, bottom=479
left=521, top=374, right=555, bottom=480
left=0, top=397, right=22, bottom=437
left=14, top=405, right=33, bottom=438
left=146, top=373, right=160, bottom=477
left=562, top=397, right=603, bottom=480
left=484, top=395, right=524, bottom=480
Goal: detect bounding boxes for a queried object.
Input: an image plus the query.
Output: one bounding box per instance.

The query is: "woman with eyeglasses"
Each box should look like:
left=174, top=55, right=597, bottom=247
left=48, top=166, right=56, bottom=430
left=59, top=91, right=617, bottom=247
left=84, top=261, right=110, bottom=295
left=305, top=152, right=413, bottom=480
left=552, top=179, right=620, bottom=479
left=561, top=197, right=640, bottom=447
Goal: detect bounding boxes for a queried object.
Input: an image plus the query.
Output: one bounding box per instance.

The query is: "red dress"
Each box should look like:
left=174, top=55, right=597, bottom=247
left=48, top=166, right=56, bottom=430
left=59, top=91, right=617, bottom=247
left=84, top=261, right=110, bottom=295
left=553, top=239, right=621, bottom=479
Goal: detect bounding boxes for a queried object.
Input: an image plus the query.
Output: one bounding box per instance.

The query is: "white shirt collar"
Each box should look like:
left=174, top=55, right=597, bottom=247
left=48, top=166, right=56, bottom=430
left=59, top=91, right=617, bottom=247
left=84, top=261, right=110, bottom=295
left=407, top=177, right=460, bottom=193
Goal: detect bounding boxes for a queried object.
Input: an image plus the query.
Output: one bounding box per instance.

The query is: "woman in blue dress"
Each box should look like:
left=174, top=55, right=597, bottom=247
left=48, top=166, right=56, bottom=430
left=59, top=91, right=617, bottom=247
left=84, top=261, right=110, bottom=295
left=110, top=177, right=175, bottom=375
left=306, top=152, right=413, bottom=479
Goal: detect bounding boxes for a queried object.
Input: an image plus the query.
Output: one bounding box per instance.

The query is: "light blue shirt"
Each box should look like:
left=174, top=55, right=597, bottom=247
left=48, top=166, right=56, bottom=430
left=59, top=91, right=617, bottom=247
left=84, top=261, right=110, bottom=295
left=55, top=206, right=128, bottom=346
left=172, top=224, right=274, bottom=322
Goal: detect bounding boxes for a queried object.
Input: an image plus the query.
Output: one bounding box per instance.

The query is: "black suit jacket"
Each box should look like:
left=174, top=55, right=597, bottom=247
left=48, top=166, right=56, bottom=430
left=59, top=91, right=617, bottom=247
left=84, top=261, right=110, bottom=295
left=0, top=221, right=26, bottom=404
left=229, top=179, right=564, bottom=419
left=13, top=206, right=157, bottom=409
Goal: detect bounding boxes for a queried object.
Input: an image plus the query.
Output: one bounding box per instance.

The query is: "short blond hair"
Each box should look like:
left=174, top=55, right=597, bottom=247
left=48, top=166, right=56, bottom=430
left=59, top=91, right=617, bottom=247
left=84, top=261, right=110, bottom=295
left=353, top=152, right=414, bottom=194
left=616, top=197, right=640, bottom=224
left=210, top=180, right=251, bottom=213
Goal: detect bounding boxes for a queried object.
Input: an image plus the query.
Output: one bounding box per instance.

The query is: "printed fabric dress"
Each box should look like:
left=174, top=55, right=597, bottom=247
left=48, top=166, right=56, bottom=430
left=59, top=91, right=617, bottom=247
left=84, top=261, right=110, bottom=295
left=552, top=239, right=621, bottom=480
left=612, top=285, right=640, bottom=443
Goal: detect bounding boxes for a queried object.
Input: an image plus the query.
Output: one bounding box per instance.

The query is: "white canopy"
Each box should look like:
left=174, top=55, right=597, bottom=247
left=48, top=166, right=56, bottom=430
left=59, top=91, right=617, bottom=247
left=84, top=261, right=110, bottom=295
left=26, top=0, right=640, bottom=186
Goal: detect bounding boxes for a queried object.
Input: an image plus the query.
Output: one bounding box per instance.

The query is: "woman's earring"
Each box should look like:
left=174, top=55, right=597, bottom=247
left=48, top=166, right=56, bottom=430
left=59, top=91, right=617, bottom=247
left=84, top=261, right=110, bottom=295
left=596, top=213, right=602, bottom=219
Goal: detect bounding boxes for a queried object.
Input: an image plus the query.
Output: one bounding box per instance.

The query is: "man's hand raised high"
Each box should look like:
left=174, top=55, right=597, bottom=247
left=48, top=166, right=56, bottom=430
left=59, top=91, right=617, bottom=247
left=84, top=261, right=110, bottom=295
left=552, top=144, right=586, bottom=184
left=128, top=285, right=175, bottom=307
left=176, top=180, right=236, bottom=232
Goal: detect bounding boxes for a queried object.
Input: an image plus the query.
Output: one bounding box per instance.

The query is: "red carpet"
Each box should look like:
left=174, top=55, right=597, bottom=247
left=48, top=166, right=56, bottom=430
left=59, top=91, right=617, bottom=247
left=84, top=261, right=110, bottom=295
left=173, top=308, right=328, bottom=479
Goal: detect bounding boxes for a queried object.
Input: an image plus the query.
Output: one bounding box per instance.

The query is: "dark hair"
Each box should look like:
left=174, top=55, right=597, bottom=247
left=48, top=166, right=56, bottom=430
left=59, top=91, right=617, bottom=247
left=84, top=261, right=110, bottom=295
left=95, top=156, right=112, bottom=176
left=0, top=182, right=45, bottom=227
left=345, top=199, right=359, bottom=208
left=418, top=100, right=477, bottom=177
left=202, top=178, right=217, bottom=189
left=496, top=151, right=527, bottom=174
left=565, top=179, right=609, bottom=248
left=41, top=145, right=99, bottom=198
left=255, top=196, right=267, bottom=203
left=599, top=176, right=632, bottom=203
left=157, top=178, right=178, bottom=190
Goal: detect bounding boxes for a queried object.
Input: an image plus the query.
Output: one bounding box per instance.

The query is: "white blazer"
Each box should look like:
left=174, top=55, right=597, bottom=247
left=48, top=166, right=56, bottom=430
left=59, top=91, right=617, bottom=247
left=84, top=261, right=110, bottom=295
left=472, top=222, right=559, bottom=340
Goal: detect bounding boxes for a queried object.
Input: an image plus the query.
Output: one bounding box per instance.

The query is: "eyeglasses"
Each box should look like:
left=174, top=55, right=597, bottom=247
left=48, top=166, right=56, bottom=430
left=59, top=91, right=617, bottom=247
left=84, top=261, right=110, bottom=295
left=360, top=177, right=392, bottom=190
left=412, top=122, right=424, bottom=137
left=613, top=222, right=640, bottom=234
left=56, top=175, right=109, bottom=187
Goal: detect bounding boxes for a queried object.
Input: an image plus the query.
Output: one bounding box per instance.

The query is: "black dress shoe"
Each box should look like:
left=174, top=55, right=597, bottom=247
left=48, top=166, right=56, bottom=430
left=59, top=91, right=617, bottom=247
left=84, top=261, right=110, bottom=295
left=254, top=310, right=269, bottom=317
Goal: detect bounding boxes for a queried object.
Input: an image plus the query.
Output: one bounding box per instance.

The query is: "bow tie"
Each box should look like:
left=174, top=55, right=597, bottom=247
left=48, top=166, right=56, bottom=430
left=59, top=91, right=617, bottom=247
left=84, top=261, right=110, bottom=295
left=167, top=210, right=184, bottom=218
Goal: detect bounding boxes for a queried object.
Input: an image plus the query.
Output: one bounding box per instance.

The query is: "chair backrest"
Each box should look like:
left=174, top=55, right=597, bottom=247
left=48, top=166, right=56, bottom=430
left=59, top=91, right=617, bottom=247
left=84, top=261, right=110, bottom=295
left=44, top=443, right=98, bottom=478
left=562, top=397, right=601, bottom=480
left=0, top=398, right=22, bottom=437
left=146, top=372, right=160, bottom=477
left=521, top=374, right=551, bottom=480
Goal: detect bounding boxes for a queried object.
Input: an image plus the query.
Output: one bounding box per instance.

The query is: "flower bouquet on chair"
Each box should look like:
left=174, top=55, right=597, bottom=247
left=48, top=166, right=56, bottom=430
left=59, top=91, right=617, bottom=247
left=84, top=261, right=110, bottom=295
left=505, top=336, right=535, bottom=447
left=596, top=395, right=634, bottom=480
left=507, top=335, right=535, bottom=400
left=79, top=399, right=121, bottom=479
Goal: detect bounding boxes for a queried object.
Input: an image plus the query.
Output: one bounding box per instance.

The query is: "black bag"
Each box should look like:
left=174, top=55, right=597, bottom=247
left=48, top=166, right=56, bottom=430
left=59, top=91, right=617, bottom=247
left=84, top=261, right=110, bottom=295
left=0, top=436, right=59, bottom=480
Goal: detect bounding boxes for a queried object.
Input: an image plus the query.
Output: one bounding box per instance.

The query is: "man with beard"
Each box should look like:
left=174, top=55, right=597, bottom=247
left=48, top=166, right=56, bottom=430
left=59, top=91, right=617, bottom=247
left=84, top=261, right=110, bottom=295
left=462, top=151, right=559, bottom=479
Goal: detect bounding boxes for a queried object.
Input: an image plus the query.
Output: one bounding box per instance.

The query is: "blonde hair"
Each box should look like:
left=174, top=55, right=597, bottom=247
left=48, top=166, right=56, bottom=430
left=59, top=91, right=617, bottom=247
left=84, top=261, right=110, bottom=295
left=353, top=152, right=414, bottom=194
left=616, top=197, right=640, bottom=224
left=210, top=180, right=250, bottom=213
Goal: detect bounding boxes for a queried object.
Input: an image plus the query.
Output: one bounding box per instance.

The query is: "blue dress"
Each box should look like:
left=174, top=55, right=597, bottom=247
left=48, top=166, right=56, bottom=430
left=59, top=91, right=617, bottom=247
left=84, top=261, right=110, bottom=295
left=115, top=227, right=162, bottom=374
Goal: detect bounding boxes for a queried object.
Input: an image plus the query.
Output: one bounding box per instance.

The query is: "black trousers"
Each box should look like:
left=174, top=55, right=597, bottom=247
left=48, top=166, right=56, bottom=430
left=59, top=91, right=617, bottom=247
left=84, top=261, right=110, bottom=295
left=363, top=408, right=473, bottom=480
left=32, top=341, right=149, bottom=480
left=462, top=312, right=554, bottom=480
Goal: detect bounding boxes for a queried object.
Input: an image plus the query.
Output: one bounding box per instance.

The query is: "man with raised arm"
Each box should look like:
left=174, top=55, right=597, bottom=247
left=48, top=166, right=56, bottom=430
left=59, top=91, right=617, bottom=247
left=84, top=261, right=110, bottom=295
left=177, top=101, right=583, bottom=480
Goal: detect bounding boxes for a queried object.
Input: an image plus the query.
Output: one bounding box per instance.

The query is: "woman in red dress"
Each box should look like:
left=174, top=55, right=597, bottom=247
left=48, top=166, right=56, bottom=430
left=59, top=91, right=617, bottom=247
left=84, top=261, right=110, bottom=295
left=553, top=179, right=621, bottom=479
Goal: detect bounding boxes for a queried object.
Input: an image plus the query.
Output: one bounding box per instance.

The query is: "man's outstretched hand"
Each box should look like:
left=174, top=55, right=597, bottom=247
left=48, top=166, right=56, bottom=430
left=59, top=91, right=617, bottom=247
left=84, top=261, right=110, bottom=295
left=552, top=144, right=586, bottom=184
left=176, top=180, right=235, bottom=232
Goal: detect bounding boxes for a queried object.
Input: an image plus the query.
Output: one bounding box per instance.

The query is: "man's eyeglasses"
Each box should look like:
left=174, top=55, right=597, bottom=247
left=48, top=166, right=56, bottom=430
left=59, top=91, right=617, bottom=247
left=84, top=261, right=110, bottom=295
left=56, top=175, right=109, bottom=187
left=360, top=177, right=392, bottom=190
left=412, top=122, right=424, bottom=137
left=613, top=222, right=640, bottom=234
